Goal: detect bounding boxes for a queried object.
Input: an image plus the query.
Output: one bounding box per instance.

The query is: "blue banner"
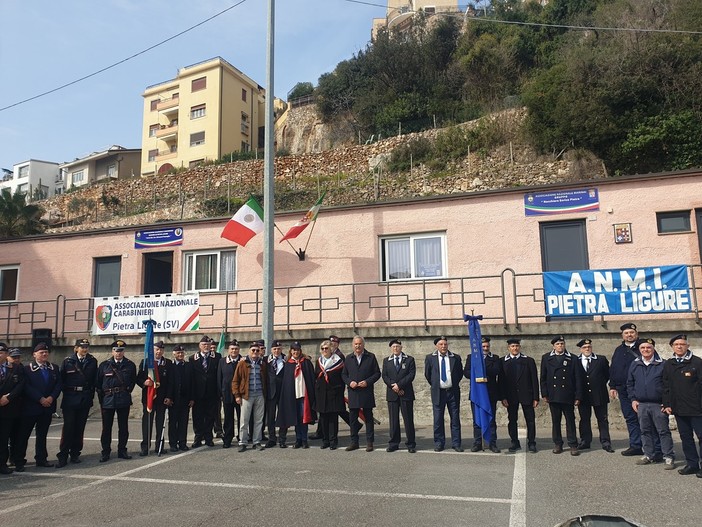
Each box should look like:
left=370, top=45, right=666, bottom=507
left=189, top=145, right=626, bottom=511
left=543, top=265, right=691, bottom=316
left=524, top=188, right=599, bottom=216
left=464, top=314, right=493, bottom=443
left=135, top=227, right=183, bottom=249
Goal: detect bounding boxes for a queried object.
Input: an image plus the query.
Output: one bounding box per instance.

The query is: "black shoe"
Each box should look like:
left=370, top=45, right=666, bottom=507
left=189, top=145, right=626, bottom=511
left=118, top=451, right=132, bottom=460
left=292, top=441, right=302, bottom=449
left=489, top=444, right=501, bottom=454
left=191, top=441, right=203, bottom=449
left=678, top=465, right=698, bottom=475
left=279, top=442, right=287, bottom=449
left=508, top=443, right=521, bottom=453
left=453, top=446, right=464, bottom=453
left=70, top=456, right=81, bottom=464
left=470, top=444, right=482, bottom=452
left=302, top=441, right=309, bottom=449
left=170, top=447, right=181, bottom=453
left=265, top=440, right=277, bottom=448
left=179, top=445, right=190, bottom=452
left=603, top=445, right=615, bottom=453
left=621, top=447, right=643, bottom=457
left=408, top=447, right=416, bottom=453
left=577, top=443, right=591, bottom=450
left=346, top=443, right=359, bottom=452
left=652, top=454, right=664, bottom=463
left=238, top=444, right=246, bottom=452
left=528, top=444, right=537, bottom=453
left=222, top=443, right=231, bottom=449
left=434, top=445, right=444, bottom=452
left=386, top=445, right=399, bottom=452
left=36, top=461, right=55, bottom=468
left=99, top=454, right=110, bottom=463
left=696, top=470, right=702, bottom=479
left=0, top=466, right=13, bottom=475
left=366, top=442, right=374, bottom=452
left=205, top=441, right=215, bottom=447
left=57, top=458, right=68, bottom=468
left=329, top=444, right=338, bottom=451
left=321, top=443, right=330, bottom=449
left=13, top=464, right=25, bottom=472
left=139, top=449, right=148, bottom=457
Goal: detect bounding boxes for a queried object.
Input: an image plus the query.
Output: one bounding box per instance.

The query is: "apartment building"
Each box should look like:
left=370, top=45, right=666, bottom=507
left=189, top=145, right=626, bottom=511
left=372, top=1, right=460, bottom=36
left=140, top=57, right=266, bottom=177
left=60, top=145, right=141, bottom=190
left=1, top=159, right=61, bottom=199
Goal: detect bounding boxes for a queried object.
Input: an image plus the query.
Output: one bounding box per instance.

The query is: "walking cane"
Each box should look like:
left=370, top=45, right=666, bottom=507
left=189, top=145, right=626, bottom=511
left=158, top=409, right=169, bottom=457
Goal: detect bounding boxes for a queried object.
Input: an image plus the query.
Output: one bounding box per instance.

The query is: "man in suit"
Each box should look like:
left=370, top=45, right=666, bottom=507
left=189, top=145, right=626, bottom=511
left=169, top=345, right=193, bottom=452
left=342, top=335, right=381, bottom=452
left=464, top=336, right=502, bottom=453
left=541, top=336, right=584, bottom=456
left=190, top=335, right=221, bottom=448
left=610, top=323, right=644, bottom=456
left=381, top=339, right=416, bottom=453
left=14, top=342, right=62, bottom=470
left=137, top=340, right=174, bottom=456
left=0, top=344, right=24, bottom=474
left=424, top=336, right=464, bottom=452
left=265, top=340, right=287, bottom=448
left=218, top=340, right=243, bottom=449
left=576, top=338, right=614, bottom=453
left=57, top=338, right=98, bottom=467
left=499, top=338, right=539, bottom=453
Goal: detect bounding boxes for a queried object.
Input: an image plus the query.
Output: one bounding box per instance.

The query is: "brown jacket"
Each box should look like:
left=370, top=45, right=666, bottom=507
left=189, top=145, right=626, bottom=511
left=231, top=357, right=268, bottom=401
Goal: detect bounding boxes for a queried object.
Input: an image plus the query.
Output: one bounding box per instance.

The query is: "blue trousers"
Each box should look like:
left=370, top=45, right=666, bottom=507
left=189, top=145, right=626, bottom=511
left=618, top=388, right=642, bottom=448
left=432, top=388, right=461, bottom=448
left=675, top=414, right=702, bottom=469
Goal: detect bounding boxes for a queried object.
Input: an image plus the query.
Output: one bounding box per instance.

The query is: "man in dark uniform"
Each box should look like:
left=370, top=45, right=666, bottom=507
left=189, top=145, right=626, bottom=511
left=218, top=340, right=243, bottom=448
left=541, top=336, right=584, bottom=456
left=342, top=336, right=381, bottom=452
left=190, top=335, right=221, bottom=448
left=137, top=340, right=174, bottom=456
left=265, top=340, right=287, bottom=448
left=97, top=340, right=137, bottom=462
left=0, top=343, right=25, bottom=474
left=499, top=338, right=539, bottom=453
left=6, top=348, right=23, bottom=466
left=381, top=339, right=416, bottom=453
left=57, top=338, right=98, bottom=467
left=14, top=342, right=62, bottom=470
left=425, top=336, right=464, bottom=452
left=576, top=338, right=614, bottom=452
left=169, top=345, right=193, bottom=452
left=662, top=334, right=702, bottom=477
left=464, top=336, right=502, bottom=453
left=209, top=338, right=224, bottom=439
left=610, top=323, right=644, bottom=456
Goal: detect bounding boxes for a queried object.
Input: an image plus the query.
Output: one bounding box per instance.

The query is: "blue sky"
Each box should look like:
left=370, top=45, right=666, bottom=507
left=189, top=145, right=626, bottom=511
left=0, top=0, right=380, bottom=169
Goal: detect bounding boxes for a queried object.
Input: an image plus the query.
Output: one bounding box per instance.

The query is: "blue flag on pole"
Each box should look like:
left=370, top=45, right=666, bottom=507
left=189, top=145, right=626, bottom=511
left=464, top=313, right=493, bottom=443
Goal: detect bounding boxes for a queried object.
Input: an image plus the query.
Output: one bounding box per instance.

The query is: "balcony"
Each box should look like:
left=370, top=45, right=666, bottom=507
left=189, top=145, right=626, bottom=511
left=155, top=147, right=178, bottom=162
left=157, top=96, right=179, bottom=118
left=240, top=122, right=249, bottom=135
left=155, top=123, right=178, bottom=141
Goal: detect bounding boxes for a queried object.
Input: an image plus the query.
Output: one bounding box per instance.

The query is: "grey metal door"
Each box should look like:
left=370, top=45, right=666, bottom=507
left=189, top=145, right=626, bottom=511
left=539, top=220, right=589, bottom=272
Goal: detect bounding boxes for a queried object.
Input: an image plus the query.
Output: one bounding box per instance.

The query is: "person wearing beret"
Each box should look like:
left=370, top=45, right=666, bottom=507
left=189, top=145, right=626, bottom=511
left=0, top=344, right=25, bottom=474
left=662, top=334, right=702, bottom=477
left=232, top=342, right=268, bottom=451
left=97, top=340, right=137, bottom=462
left=342, top=336, right=381, bottom=452
left=189, top=335, right=222, bottom=448
left=540, top=336, right=584, bottom=456
left=276, top=341, right=317, bottom=449
left=575, top=339, right=613, bottom=453
left=57, top=338, right=98, bottom=467
left=382, top=339, right=416, bottom=453
left=626, top=338, right=675, bottom=469
left=218, top=340, right=244, bottom=449
left=208, top=338, right=224, bottom=440
left=168, top=345, right=194, bottom=452
left=264, top=340, right=287, bottom=448
left=13, top=343, right=62, bottom=470
left=464, top=336, right=502, bottom=453
left=314, top=340, right=346, bottom=450
left=136, top=340, right=174, bottom=456
left=610, top=323, right=645, bottom=456
left=499, top=338, right=539, bottom=453
left=424, top=336, right=464, bottom=452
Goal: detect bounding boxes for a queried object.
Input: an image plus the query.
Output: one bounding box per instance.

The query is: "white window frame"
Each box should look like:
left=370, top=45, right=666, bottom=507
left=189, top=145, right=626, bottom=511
left=71, top=170, right=84, bottom=185
left=0, top=265, right=19, bottom=302
left=183, top=250, right=236, bottom=292
left=380, top=232, right=447, bottom=281
left=190, top=104, right=206, bottom=119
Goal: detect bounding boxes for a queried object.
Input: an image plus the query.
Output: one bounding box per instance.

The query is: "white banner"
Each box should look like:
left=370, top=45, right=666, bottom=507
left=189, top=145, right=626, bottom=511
left=92, top=293, right=200, bottom=335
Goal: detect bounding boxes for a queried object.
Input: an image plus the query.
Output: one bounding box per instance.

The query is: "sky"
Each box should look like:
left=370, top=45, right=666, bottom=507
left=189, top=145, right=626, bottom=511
left=0, top=0, right=381, bottom=169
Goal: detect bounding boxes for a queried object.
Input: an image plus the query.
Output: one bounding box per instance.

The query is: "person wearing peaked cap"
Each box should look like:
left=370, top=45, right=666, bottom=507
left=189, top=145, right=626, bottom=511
left=57, top=337, right=98, bottom=467
left=199, top=336, right=211, bottom=343
left=424, top=336, right=464, bottom=452
left=464, top=335, right=501, bottom=453
left=154, top=341, right=164, bottom=349
left=0, top=344, right=25, bottom=474
left=264, top=340, right=287, bottom=448
left=540, top=336, right=584, bottom=456
left=499, top=338, right=539, bottom=453
left=96, top=339, right=137, bottom=462
left=610, top=323, right=646, bottom=457
left=626, top=338, right=676, bottom=469
left=136, top=339, right=174, bottom=456
left=207, top=338, right=224, bottom=440
left=189, top=334, right=222, bottom=448
left=662, top=334, right=702, bottom=477
left=13, top=338, right=62, bottom=471
left=218, top=340, right=244, bottom=449
left=382, top=339, right=416, bottom=453
left=575, top=339, right=614, bottom=453
left=168, top=345, right=193, bottom=452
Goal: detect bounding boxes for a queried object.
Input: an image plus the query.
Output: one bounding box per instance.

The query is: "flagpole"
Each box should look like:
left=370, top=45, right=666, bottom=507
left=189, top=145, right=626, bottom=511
left=301, top=218, right=318, bottom=254
left=262, top=0, right=276, bottom=347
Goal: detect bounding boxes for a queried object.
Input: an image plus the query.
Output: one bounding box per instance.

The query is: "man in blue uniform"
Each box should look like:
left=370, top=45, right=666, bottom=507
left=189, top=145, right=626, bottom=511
left=610, top=323, right=644, bottom=456
left=169, top=345, right=193, bottom=452
left=382, top=339, right=416, bottom=453
left=137, top=340, right=174, bottom=456
left=576, top=338, right=614, bottom=453
left=500, top=338, right=539, bottom=453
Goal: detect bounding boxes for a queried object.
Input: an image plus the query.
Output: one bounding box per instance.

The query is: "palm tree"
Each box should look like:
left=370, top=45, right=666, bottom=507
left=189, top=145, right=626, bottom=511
left=0, top=188, right=47, bottom=238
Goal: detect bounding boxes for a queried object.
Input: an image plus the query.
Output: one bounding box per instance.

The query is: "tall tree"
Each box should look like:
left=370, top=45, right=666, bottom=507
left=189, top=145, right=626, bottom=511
left=0, top=189, right=46, bottom=238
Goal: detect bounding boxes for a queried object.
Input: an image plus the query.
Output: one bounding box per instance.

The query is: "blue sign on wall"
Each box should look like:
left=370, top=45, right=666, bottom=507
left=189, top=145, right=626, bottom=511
left=543, top=265, right=691, bottom=316
left=135, top=227, right=183, bottom=249
left=524, top=188, right=599, bottom=216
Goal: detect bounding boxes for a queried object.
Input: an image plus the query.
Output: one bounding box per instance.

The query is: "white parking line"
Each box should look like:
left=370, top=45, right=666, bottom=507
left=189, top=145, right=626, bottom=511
left=509, top=428, right=528, bottom=527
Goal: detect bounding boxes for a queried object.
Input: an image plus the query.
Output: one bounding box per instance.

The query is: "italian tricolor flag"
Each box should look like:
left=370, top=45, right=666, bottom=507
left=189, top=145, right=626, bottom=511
left=221, top=196, right=264, bottom=246
left=280, top=192, right=325, bottom=242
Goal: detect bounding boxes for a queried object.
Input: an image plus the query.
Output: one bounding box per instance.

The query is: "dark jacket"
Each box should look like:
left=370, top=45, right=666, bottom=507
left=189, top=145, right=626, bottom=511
left=231, top=357, right=268, bottom=401
left=463, top=353, right=501, bottom=403
left=342, top=350, right=381, bottom=409
left=266, top=353, right=286, bottom=400
left=60, top=353, right=98, bottom=410
left=276, top=357, right=317, bottom=427
left=499, top=354, right=539, bottom=405
left=662, top=352, right=702, bottom=416
left=540, top=351, right=584, bottom=404
left=0, top=362, right=25, bottom=419
left=97, top=358, right=137, bottom=409
left=381, top=353, right=416, bottom=402
left=424, top=351, right=463, bottom=403
left=626, top=357, right=665, bottom=404
left=610, top=342, right=640, bottom=391
left=23, top=362, right=62, bottom=416
left=190, top=351, right=221, bottom=400
left=578, top=354, right=610, bottom=407
left=171, top=359, right=193, bottom=405
left=217, top=355, right=243, bottom=404
left=137, top=357, right=174, bottom=406
left=314, top=355, right=346, bottom=414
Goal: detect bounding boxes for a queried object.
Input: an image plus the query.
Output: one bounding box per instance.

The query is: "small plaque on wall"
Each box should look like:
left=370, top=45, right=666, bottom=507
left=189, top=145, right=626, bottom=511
left=614, top=223, right=632, bottom=244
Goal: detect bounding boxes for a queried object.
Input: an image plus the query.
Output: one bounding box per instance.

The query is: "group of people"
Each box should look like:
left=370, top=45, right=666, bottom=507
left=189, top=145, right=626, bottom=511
left=0, top=324, right=701, bottom=481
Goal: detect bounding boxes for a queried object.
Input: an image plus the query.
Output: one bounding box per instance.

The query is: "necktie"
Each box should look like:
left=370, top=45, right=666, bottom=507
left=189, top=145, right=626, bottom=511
left=41, top=365, right=49, bottom=382
left=440, top=355, right=447, bottom=382
left=0, top=364, right=5, bottom=381
left=395, top=357, right=401, bottom=372
left=202, top=355, right=208, bottom=371
left=586, top=358, right=590, bottom=371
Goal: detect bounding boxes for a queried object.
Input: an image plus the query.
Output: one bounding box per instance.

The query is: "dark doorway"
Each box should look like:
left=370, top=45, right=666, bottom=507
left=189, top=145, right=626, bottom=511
left=540, top=220, right=589, bottom=272
left=143, top=251, right=173, bottom=294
